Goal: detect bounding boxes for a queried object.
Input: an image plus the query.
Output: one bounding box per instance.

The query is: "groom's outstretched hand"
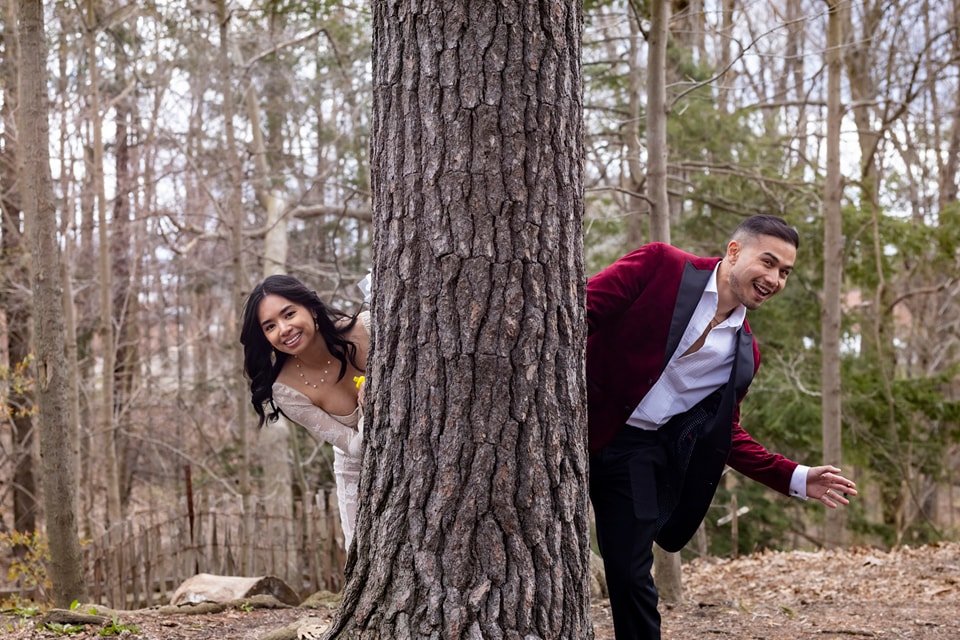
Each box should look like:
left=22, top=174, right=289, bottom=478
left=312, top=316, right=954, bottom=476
left=806, top=465, right=858, bottom=508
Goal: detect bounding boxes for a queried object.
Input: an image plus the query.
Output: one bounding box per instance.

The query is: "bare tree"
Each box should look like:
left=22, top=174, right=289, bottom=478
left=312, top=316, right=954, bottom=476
left=1, top=0, right=38, bottom=544
left=327, top=1, right=591, bottom=637
left=244, top=22, right=294, bottom=573
left=646, top=0, right=670, bottom=245
left=214, top=0, right=254, bottom=572
left=83, top=0, right=122, bottom=526
left=717, top=0, right=736, bottom=114
left=623, top=10, right=647, bottom=248
left=822, top=0, right=845, bottom=546
left=18, top=0, right=85, bottom=605
left=646, top=0, right=682, bottom=603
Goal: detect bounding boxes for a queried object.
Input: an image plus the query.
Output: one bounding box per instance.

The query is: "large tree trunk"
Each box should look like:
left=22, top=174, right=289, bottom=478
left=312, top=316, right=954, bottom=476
left=18, top=0, right=85, bottom=605
left=328, top=2, right=590, bottom=637
left=822, top=0, right=845, bottom=546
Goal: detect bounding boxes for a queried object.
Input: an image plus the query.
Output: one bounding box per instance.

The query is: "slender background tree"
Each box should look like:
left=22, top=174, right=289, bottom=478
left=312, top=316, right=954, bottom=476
left=17, top=0, right=84, bottom=605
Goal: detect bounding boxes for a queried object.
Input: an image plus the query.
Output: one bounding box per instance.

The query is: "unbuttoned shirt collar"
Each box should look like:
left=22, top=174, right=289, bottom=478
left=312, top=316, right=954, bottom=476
left=627, top=262, right=746, bottom=430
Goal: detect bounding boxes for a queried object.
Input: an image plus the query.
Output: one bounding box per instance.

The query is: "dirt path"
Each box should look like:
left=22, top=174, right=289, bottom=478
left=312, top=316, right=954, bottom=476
left=3, top=542, right=957, bottom=639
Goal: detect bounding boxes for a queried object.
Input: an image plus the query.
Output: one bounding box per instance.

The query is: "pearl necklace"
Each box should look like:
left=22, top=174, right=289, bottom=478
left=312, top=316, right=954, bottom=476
left=295, top=356, right=333, bottom=389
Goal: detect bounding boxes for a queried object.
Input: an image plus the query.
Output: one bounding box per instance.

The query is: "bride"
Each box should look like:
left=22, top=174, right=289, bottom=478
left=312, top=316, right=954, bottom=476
left=240, top=274, right=368, bottom=550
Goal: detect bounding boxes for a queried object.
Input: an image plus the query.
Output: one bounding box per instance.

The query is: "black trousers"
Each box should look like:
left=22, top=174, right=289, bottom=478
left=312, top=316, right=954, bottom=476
left=590, top=426, right=670, bottom=640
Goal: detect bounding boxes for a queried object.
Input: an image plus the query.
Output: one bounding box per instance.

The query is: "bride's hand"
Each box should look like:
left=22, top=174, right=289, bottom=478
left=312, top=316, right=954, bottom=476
left=353, top=375, right=366, bottom=408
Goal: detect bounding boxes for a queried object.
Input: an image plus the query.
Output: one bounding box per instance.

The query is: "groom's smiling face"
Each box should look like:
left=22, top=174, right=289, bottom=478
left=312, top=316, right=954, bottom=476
left=723, top=234, right=796, bottom=311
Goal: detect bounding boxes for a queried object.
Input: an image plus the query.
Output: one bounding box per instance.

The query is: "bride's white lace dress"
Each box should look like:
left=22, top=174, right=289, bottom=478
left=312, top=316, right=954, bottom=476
left=270, top=312, right=367, bottom=550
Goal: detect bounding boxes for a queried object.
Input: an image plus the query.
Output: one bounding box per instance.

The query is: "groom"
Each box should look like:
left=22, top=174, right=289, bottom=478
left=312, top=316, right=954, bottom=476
left=586, top=215, right=857, bottom=639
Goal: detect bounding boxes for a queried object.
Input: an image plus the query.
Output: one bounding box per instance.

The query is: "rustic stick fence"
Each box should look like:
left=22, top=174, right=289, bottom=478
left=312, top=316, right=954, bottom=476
left=83, top=490, right=345, bottom=609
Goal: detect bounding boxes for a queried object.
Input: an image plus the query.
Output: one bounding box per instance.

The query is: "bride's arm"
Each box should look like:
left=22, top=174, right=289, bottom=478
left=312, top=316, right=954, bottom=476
left=274, top=386, right=362, bottom=456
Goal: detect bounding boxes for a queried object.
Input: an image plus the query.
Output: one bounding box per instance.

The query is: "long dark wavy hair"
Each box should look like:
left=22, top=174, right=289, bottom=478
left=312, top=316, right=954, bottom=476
left=240, top=275, right=361, bottom=427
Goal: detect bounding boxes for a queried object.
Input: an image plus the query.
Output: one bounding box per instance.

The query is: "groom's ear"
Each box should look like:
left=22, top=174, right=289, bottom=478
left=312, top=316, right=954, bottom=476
left=725, top=239, right=742, bottom=264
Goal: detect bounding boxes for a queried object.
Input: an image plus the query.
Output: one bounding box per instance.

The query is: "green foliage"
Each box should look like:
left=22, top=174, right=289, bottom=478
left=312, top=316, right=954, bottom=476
left=0, top=354, right=36, bottom=421
left=698, top=478, right=801, bottom=558
left=0, top=601, right=45, bottom=640
left=7, top=603, right=40, bottom=618
left=44, top=622, right=86, bottom=635
left=584, top=212, right=632, bottom=275
left=98, top=618, right=140, bottom=637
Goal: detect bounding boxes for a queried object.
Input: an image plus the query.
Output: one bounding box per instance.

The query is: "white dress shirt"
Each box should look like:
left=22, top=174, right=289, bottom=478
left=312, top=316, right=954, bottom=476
left=627, top=263, right=810, bottom=498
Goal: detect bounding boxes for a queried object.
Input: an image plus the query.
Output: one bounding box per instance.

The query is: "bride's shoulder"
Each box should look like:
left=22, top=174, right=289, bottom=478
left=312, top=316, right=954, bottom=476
left=356, top=310, right=371, bottom=334
left=272, top=358, right=298, bottom=389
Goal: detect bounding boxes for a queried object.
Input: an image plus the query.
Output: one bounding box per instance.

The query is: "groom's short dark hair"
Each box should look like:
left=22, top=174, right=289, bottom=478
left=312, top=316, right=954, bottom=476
left=733, top=215, right=800, bottom=249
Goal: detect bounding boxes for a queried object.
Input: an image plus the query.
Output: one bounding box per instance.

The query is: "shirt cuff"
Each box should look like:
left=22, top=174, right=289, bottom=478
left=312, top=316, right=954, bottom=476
left=789, top=464, right=810, bottom=500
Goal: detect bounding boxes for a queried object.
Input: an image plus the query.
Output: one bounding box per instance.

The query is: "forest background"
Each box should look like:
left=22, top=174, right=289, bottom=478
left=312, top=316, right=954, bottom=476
left=1, top=0, right=959, bottom=608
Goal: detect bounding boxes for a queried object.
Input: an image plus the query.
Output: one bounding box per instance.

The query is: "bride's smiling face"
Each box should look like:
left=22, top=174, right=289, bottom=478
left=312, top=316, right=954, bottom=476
left=257, top=294, right=317, bottom=355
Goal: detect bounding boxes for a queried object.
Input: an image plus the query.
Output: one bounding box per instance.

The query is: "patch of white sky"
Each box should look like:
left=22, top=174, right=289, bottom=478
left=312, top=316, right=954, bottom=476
left=45, top=0, right=373, bottom=273
left=700, top=0, right=956, bottom=229
left=582, top=0, right=956, bottom=356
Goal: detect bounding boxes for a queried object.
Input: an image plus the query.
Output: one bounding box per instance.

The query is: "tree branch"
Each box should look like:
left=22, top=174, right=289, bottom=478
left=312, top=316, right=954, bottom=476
left=887, top=279, right=958, bottom=314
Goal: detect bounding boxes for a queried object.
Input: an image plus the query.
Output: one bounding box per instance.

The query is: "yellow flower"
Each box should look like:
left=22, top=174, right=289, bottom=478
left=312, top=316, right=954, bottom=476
left=353, top=375, right=366, bottom=390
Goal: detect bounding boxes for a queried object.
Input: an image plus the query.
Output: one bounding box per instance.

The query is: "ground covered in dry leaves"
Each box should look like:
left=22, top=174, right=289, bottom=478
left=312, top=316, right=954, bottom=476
left=2, top=542, right=957, bottom=639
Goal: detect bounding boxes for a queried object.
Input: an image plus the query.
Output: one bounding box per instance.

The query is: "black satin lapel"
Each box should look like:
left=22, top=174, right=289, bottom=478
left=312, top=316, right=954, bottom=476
left=734, top=329, right=755, bottom=395
left=664, top=262, right=713, bottom=367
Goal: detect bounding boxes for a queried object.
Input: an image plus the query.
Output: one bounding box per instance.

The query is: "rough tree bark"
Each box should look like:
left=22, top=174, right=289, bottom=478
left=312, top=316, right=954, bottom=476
left=18, top=0, right=85, bottom=605
left=327, top=2, right=590, bottom=638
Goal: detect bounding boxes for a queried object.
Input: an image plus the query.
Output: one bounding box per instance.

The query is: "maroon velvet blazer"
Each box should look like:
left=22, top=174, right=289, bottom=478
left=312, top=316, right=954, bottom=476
left=586, top=242, right=797, bottom=496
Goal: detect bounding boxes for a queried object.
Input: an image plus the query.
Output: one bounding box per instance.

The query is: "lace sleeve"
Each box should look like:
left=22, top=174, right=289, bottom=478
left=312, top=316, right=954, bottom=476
left=272, top=384, right=362, bottom=456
